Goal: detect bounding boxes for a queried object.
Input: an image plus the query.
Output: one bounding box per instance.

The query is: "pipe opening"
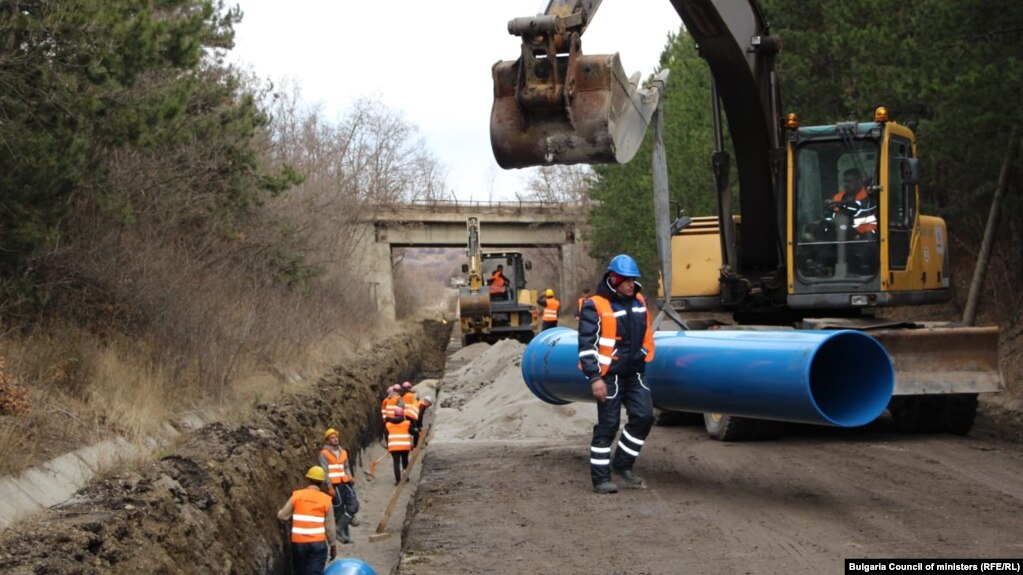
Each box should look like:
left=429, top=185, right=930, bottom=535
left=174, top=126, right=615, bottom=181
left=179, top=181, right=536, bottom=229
left=808, top=331, right=894, bottom=427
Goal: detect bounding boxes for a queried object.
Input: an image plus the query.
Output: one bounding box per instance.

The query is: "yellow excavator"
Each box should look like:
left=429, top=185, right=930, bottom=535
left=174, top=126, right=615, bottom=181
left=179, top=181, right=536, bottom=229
left=491, top=0, right=1002, bottom=439
left=458, top=217, right=540, bottom=347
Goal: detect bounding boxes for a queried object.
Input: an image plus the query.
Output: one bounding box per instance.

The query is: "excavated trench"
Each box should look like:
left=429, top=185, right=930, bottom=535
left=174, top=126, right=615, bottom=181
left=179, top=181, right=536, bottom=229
left=0, top=319, right=451, bottom=575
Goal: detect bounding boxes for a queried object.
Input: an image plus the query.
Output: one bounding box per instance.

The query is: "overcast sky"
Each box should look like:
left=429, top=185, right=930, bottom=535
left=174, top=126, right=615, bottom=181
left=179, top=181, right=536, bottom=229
left=228, top=1, right=682, bottom=202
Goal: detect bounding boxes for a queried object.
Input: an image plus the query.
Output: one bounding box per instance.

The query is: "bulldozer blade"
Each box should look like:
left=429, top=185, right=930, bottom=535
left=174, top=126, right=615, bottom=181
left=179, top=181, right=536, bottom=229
left=870, top=326, right=1003, bottom=396
left=490, top=52, right=660, bottom=169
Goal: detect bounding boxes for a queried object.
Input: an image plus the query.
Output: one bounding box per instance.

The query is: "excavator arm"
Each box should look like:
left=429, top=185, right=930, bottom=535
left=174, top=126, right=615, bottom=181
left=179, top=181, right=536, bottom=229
left=492, top=0, right=784, bottom=278
left=491, top=0, right=663, bottom=168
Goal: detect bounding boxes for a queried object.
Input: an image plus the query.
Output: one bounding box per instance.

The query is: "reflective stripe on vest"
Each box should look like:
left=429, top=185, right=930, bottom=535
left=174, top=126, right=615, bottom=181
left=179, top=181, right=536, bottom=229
left=543, top=298, right=560, bottom=322
left=290, top=488, right=332, bottom=543
left=381, top=396, right=400, bottom=421
left=401, top=393, right=419, bottom=420
left=580, top=294, right=655, bottom=376
left=320, top=448, right=349, bottom=484
left=386, top=420, right=413, bottom=452
left=832, top=188, right=877, bottom=234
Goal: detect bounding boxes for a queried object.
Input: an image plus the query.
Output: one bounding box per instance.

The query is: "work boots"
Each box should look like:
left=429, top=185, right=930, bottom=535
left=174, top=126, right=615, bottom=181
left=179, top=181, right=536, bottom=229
left=592, top=481, right=619, bottom=494
left=612, top=467, right=647, bottom=489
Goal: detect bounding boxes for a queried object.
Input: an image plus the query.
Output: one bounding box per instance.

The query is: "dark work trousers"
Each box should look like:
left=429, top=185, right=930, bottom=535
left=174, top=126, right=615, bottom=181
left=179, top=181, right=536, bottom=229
left=392, top=451, right=410, bottom=484
left=329, top=484, right=352, bottom=543
left=290, top=540, right=328, bottom=575
left=589, top=372, right=655, bottom=486
left=541, top=320, right=558, bottom=331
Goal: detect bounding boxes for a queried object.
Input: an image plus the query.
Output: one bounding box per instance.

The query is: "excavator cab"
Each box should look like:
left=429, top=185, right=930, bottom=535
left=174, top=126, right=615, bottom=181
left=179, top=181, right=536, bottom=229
left=793, top=135, right=881, bottom=284
left=490, top=3, right=662, bottom=169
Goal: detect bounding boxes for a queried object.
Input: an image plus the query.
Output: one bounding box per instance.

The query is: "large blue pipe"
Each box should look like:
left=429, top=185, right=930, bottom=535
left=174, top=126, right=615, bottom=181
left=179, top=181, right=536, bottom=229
left=521, top=327, right=894, bottom=427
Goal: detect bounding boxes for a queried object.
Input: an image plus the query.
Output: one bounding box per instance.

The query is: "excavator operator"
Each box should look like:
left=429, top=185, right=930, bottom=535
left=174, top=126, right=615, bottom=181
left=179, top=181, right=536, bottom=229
left=488, top=264, right=508, bottom=299
left=827, top=168, right=878, bottom=236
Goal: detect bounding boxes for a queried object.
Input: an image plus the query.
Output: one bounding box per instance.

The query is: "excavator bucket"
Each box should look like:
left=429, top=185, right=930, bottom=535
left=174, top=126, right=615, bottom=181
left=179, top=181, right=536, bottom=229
left=869, top=326, right=1003, bottom=396
left=490, top=46, right=661, bottom=169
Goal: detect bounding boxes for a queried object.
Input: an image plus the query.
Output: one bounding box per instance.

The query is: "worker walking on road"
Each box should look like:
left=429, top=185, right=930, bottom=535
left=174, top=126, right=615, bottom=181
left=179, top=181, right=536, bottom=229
left=385, top=406, right=413, bottom=485
left=577, top=254, right=656, bottom=494
left=538, top=288, right=560, bottom=331
left=277, top=466, right=338, bottom=575
left=318, top=428, right=360, bottom=542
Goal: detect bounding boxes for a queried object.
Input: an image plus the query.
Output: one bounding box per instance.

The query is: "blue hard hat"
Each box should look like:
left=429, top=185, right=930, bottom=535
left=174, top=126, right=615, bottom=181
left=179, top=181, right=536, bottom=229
left=325, top=558, right=378, bottom=575
left=607, top=254, right=641, bottom=278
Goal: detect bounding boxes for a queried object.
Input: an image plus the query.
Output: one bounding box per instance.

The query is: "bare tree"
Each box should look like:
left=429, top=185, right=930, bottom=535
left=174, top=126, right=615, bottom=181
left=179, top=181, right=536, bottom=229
left=519, top=165, right=595, bottom=203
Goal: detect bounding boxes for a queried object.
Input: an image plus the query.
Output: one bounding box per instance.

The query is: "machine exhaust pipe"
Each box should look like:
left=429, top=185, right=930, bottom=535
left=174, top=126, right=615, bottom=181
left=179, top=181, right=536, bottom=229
left=521, top=328, right=894, bottom=428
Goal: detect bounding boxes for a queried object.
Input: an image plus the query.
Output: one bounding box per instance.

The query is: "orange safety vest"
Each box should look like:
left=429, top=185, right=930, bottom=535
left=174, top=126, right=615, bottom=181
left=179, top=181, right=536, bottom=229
left=577, top=296, right=588, bottom=316
left=543, top=297, right=560, bottom=322
left=832, top=187, right=877, bottom=234
left=289, top=488, right=333, bottom=543
left=489, top=272, right=507, bottom=294
left=585, top=293, right=655, bottom=376
left=319, top=447, right=350, bottom=485
left=386, top=420, right=413, bottom=452
left=401, top=392, right=419, bottom=420
left=381, top=395, right=402, bottom=421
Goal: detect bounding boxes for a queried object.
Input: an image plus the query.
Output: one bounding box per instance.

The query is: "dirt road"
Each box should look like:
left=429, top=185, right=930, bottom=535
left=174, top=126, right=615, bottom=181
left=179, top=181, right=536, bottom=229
left=398, top=342, right=1023, bottom=575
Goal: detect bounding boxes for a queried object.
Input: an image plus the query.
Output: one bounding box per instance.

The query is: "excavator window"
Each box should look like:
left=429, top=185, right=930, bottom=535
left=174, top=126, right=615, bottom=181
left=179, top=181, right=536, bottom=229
left=793, top=139, right=881, bottom=282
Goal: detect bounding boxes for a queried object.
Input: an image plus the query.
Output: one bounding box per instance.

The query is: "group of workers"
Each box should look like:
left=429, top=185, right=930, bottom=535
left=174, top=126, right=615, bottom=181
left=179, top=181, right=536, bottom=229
left=276, top=380, right=432, bottom=575
left=380, top=381, right=433, bottom=484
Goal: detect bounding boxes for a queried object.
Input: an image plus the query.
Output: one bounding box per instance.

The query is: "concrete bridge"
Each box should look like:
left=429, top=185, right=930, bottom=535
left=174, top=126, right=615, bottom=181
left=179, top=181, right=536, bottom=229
left=352, top=200, right=594, bottom=320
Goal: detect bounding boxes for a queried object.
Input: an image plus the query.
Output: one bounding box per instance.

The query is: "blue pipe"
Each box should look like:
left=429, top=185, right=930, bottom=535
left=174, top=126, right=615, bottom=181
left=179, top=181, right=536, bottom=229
left=521, top=327, right=894, bottom=427
left=325, top=558, right=377, bottom=575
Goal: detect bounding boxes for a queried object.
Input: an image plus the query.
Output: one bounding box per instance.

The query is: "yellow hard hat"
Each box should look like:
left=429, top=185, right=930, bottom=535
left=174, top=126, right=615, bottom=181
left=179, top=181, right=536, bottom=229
left=545, top=288, right=554, bottom=297
left=324, top=428, right=340, bottom=440
left=306, top=466, right=326, bottom=482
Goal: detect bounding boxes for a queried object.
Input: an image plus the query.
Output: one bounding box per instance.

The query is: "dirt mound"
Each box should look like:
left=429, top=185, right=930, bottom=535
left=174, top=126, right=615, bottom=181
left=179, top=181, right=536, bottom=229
left=0, top=319, right=451, bottom=575
left=431, top=339, right=592, bottom=443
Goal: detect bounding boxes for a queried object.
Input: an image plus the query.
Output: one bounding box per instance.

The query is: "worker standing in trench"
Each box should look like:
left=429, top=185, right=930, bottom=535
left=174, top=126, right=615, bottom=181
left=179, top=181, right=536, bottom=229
left=277, top=466, right=338, bottom=575
left=385, top=406, right=413, bottom=485
left=577, top=254, right=656, bottom=494
left=318, top=428, right=360, bottom=542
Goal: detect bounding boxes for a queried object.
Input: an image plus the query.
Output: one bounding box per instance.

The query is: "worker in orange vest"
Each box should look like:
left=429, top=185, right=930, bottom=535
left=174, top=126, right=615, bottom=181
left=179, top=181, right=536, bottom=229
left=575, top=287, right=591, bottom=321
left=489, top=264, right=508, bottom=299
left=277, top=466, right=337, bottom=574
left=385, top=406, right=413, bottom=485
left=410, top=395, right=433, bottom=448
left=318, top=428, right=359, bottom=542
left=400, top=381, right=419, bottom=422
left=578, top=254, right=656, bottom=494
left=380, top=384, right=402, bottom=423
left=538, top=288, right=560, bottom=331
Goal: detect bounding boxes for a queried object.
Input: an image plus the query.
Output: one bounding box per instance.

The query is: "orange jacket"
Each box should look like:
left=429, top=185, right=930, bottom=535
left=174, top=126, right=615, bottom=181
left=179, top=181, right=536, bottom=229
left=289, top=488, right=333, bottom=543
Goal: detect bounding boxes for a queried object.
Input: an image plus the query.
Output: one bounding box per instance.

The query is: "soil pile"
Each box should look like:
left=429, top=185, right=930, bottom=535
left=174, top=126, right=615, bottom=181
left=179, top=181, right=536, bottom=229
left=431, top=339, right=592, bottom=443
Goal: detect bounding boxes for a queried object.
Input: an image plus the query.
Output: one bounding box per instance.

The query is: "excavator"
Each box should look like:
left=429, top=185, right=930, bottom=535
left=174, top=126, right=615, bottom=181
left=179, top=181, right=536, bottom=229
left=491, top=0, right=1002, bottom=439
left=458, top=217, right=540, bottom=347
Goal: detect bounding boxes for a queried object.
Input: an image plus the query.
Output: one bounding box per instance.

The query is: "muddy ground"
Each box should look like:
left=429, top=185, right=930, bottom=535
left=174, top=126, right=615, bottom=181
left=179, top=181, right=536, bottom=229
left=2, top=318, right=1023, bottom=575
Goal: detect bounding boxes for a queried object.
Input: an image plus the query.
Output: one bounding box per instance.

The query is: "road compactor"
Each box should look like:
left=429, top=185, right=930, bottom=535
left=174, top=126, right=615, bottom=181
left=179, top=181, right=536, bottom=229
left=490, top=0, right=1002, bottom=439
